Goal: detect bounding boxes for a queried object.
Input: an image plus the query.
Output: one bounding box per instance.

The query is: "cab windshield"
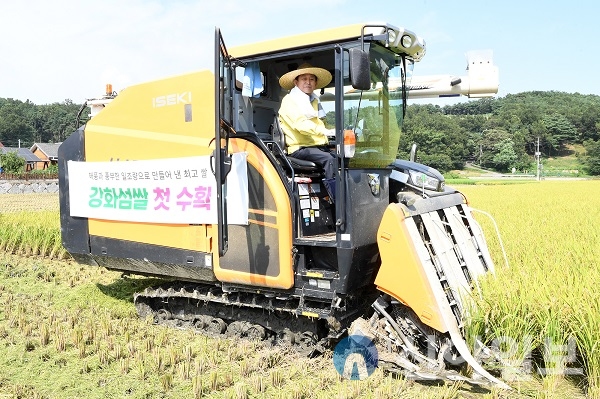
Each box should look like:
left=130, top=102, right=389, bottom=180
left=343, top=45, right=413, bottom=168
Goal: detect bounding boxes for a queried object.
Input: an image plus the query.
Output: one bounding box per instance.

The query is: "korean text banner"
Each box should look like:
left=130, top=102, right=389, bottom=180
left=67, top=153, right=248, bottom=225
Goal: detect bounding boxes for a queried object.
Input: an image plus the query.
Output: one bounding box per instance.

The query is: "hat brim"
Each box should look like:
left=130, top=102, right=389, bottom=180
left=279, top=66, right=332, bottom=90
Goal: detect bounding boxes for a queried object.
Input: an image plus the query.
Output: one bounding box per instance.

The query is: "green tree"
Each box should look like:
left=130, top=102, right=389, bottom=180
left=542, top=113, right=578, bottom=152
left=583, top=139, right=600, bottom=175
left=0, top=151, right=26, bottom=173
left=36, top=101, right=81, bottom=142
left=478, top=128, right=518, bottom=171
left=492, top=137, right=518, bottom=172
left=0, top=100, right=36, bottom=147
left=443, top=97, right=496, bottom=115
left=0, top=97, right=81, bottom=147
left=401, top=104, right=472, bottom=172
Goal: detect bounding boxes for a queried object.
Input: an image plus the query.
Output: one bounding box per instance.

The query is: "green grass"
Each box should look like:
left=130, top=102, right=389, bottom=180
left=446, top=178, right=537, bottom=186
left=447, top=145, right=589, bottom=179
left=445, top=178, right=476, bottom=185
left=543, top=144, right=587, bottom=175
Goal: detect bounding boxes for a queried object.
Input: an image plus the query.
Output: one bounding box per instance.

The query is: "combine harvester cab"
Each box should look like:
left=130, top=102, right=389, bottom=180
left=58, top=23, right=508, bottom=389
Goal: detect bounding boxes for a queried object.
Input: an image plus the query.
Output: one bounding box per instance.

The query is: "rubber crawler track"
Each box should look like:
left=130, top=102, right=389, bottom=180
left=133, top=281, right=368, bottom=356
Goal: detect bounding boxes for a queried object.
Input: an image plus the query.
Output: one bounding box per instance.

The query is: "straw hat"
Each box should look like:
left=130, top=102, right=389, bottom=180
left=279, top=63, right=332, bottom=90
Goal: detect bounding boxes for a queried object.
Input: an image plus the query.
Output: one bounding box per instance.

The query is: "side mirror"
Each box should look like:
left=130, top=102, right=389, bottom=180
left=349, top=48, right=370, bottom=90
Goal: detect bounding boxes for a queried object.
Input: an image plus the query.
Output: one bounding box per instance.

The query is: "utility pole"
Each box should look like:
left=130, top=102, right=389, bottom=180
left=535, top=137, right=541, bottom=181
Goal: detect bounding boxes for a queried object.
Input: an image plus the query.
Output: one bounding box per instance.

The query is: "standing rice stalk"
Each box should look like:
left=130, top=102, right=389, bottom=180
left=461, top=181, right=600, bottom=388
left=0, top=210, right=67, bottom=260
left=39, top=322, right=50, bottom=346
left=566, top=291, right=600, bottom=396
left=192, top=374, right=203, bottom=399
left=160, top=373, right=173, bottom=392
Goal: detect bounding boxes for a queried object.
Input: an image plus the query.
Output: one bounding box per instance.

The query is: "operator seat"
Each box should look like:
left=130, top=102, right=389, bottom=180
left=271, top=116, right=321, bottom=175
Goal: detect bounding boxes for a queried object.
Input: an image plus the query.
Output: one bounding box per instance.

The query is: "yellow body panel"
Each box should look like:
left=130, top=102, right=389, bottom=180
left=89, top=220, right=211, bottom=253
left=85, top=70, right=216, bottom=252
left=375, top=204, right=447, bottom=333
left=86, top=70, right=215, bottom=162
left=230, top=24, right=364, bottom=58
left=213, top=138, right=294, bottom=289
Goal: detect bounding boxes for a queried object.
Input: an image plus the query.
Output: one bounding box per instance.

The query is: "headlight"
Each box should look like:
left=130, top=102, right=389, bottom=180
left=400, top=34, right=413, bottom=48
left=388, top=30, right=397, bottom=45
left=391, top=159, right=445, bottom=192
left=408, top=170, right=441, bottom=191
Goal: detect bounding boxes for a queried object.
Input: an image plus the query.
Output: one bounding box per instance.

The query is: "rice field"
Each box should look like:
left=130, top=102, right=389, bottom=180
left=459, top=180, right=600, bottom=398
left=1, top=182, right=599, bottom=398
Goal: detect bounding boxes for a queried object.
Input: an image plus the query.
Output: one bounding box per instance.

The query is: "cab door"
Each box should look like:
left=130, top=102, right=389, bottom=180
left=212, top=29, right=295, bottom=290
left=214, top=27, right=235, bottom=256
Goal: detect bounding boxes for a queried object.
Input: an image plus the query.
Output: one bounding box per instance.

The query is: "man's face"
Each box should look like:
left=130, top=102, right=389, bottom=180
left=294, top=73, right=317, bottom=94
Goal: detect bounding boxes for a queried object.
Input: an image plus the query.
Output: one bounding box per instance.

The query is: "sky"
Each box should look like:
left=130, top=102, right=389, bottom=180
left=0, top=0, right=598, bottom=105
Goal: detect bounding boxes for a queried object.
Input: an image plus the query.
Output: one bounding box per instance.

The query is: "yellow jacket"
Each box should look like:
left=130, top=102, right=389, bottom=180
left=278, top=88, right=331, bottom=154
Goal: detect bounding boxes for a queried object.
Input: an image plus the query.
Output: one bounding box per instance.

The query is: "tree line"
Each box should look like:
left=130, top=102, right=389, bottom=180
left=400, top=91, right=600, bottom=175
left=1, top=91, right=599, bottom=175
left=0, top=98, right=81, bottom=148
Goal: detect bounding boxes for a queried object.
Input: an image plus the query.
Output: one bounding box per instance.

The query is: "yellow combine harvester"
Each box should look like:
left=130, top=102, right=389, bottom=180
left=59, top=23, right=507, bottom=388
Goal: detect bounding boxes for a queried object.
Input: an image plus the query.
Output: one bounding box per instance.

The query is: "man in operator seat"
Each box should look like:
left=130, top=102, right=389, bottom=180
left=278, top=63, right=337, bottom=201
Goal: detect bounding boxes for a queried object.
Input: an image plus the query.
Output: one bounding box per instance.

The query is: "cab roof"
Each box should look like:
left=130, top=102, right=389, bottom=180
left=229, top=23, right=371, bottom=59
left=229, top=22, right=425, bottom=61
